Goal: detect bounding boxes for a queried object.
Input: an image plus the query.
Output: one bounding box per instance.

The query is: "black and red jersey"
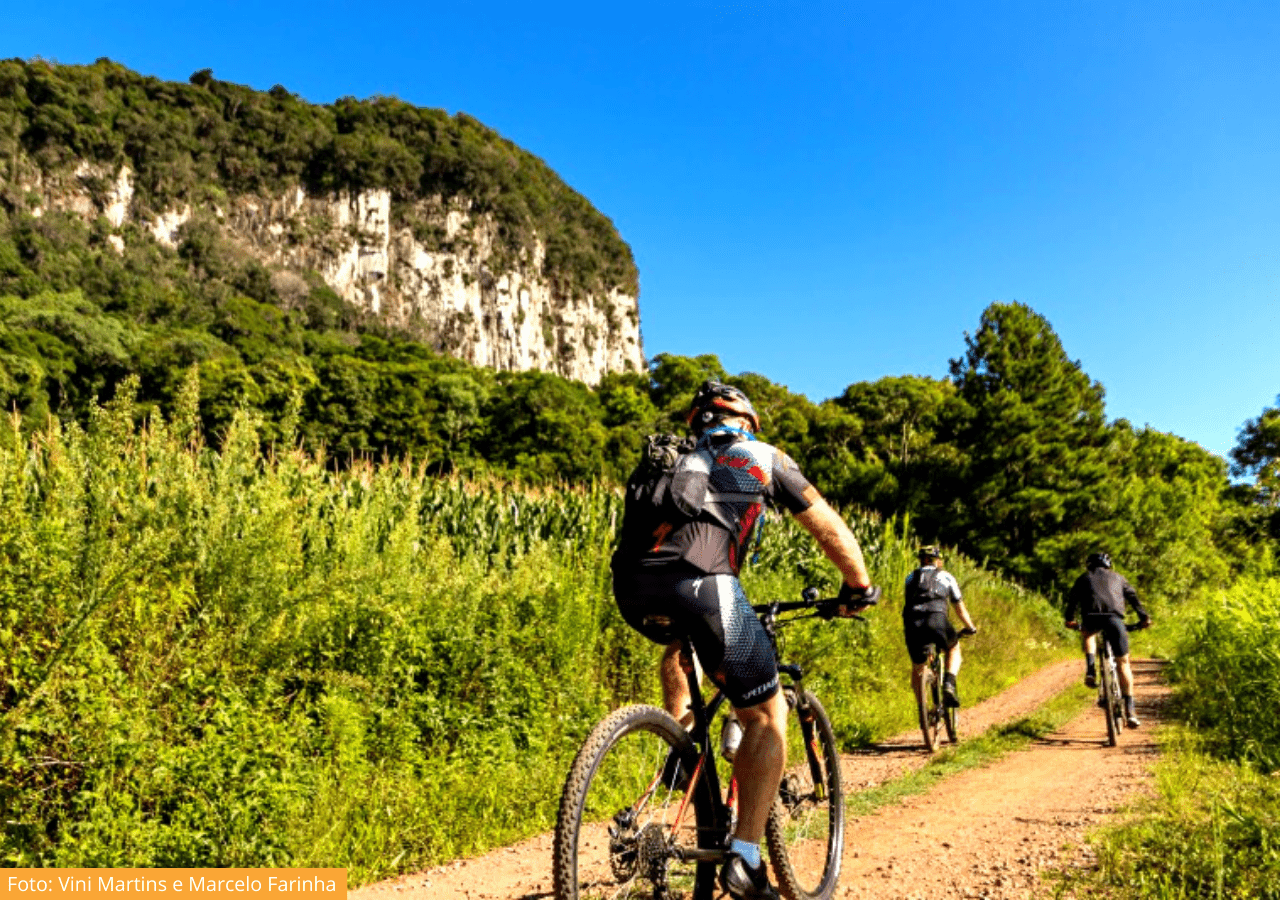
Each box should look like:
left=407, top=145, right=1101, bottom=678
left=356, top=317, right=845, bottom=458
left=612, top=430, right=814, bottom=577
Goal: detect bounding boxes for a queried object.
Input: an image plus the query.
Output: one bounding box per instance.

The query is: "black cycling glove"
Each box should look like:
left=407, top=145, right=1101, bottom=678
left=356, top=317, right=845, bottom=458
left=835, top=583, right=881, bottom=617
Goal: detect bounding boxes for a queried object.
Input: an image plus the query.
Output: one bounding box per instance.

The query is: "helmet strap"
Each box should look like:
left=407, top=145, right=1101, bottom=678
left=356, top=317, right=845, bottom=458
left=698, top=423, right=757, bottom=444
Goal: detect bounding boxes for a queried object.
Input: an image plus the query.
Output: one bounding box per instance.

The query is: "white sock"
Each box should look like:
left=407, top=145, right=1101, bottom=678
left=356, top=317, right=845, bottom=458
left=730, top=838, right=761, bottom=868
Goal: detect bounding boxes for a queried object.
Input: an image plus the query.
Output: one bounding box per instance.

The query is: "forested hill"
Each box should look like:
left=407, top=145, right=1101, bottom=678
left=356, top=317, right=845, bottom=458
left=0, top=57, right=643, bottom=386
left=0, top=59, right=1277, bottom=602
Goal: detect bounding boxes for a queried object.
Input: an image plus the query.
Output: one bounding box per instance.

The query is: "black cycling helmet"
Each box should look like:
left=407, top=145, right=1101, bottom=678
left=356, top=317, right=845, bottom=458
left=917, top=544, right=943, bottom=563
left=1086, top=552, right=1112, bottom=570
left=687, top=380, right=761, bottom=435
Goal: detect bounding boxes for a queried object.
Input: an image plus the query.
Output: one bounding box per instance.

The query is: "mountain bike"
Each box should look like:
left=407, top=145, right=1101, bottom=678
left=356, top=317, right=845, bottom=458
left=553, top=587, right=875, bottom=900
left=1068, top=619, right=1149, bottom=747
left=915, top=627, right=975, bottom=752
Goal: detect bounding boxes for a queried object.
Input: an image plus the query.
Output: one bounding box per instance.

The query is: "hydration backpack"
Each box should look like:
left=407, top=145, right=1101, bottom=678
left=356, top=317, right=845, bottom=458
left=904, top=568, right=949, bottom=617
left=624, top=433, right=707, bottom=520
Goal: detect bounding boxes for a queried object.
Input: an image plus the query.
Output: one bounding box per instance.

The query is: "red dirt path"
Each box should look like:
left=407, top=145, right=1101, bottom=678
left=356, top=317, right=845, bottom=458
left=350, top=657, right=1166, bottom=900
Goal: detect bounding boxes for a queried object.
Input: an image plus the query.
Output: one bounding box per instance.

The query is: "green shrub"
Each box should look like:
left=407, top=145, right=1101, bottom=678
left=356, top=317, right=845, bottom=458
left=0, top=379, right=1069, bottom=880
left=1167, top=573, right=1280, bottom=771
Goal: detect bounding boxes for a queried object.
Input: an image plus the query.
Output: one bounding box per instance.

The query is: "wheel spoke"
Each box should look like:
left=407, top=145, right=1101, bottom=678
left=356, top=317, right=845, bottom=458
left=556, top=707, right=707, bottom=900
left=767, top=690, right=844, bottom=900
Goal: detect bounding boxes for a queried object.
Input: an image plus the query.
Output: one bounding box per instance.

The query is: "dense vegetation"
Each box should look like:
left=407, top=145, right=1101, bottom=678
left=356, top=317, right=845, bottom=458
left=0, top=58, right=637, bottom=298
left=5, top=55, right=1280, bottom=888
left=1, top=264, right=1273, bottom=603
left=1071, top=566, right=1280, bottom=899
left=0, top=382, right=1066, bottom=876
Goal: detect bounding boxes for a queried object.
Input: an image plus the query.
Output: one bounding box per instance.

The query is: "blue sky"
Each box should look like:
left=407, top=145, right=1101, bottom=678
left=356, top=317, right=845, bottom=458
left=4, top=2, right=1278, bottom=458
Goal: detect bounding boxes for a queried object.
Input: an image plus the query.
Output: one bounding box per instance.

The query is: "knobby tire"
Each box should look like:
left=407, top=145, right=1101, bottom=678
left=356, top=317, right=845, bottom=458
left=1101, top=653, right=1120, bottom=747
left=916, top=648, right=940, bottom=752
left=943, top=685, right=960, bottom=745
left=766, top=690, right=845, bottom=900
left=553, top=705, right=714, bottom=900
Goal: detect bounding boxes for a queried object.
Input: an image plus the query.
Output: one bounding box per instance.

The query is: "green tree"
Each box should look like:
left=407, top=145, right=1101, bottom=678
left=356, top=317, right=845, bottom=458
left=832, top=375, right=969, bottom=531
left=1108, top=424, right=1235, bottom=604
left=646, top=353, right=728, bottom=425
left=948, top=302, right=1112, bottom=587
left=1231, top=396, right=1280, bottom=508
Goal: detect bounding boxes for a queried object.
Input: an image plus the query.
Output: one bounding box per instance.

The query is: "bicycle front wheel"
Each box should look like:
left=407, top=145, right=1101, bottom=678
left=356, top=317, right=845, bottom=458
left=766, top=689, right=844, bottom=900
left=943, top=698, right=959, bottom=744
left=553, top=705, right=714, bottom=900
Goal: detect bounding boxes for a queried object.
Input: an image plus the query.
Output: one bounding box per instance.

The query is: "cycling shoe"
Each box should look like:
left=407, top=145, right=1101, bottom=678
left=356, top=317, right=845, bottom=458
left=719, top=855, right=780, bottom=900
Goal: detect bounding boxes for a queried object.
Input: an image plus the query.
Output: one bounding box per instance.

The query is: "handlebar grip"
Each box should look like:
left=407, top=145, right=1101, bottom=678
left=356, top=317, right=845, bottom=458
left=838, top=584, right=881, bottom=607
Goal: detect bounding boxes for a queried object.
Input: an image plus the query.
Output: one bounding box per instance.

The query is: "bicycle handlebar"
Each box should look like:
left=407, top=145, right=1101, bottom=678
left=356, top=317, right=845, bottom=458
left=1066, top=619, right=1151, bottom=633
left=752, top=585, right=881, bottom=622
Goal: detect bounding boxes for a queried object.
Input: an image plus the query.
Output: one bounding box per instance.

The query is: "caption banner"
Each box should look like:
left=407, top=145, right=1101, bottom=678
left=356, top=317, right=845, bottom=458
left=3, top=871, right=346, bottom=900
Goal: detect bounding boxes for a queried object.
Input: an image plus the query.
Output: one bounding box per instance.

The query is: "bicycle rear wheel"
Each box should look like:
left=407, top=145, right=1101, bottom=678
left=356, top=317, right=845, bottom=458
left=766, top=688, right=844, bottom=900
left=1101, top=655, right=1120, bottom=747
left=553, top=705, right=715, bottom=900
left=916, top=648, right=940, bottom=752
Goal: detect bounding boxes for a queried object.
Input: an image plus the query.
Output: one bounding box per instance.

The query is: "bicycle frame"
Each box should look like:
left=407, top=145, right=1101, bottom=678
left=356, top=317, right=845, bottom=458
left=670, top=596, right=837, bottom=864
left=916, top=628, right=969, bottom=751
left=1070, top=618, right=1147, bottom=747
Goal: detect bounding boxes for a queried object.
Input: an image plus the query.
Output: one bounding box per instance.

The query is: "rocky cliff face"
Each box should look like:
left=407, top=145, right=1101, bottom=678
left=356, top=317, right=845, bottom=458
left=21, top=161, right=644, bottom=385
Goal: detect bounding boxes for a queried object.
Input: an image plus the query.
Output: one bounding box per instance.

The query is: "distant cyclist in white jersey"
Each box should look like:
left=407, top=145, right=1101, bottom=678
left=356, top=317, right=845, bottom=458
left=903, top=545, right=977, bottom=708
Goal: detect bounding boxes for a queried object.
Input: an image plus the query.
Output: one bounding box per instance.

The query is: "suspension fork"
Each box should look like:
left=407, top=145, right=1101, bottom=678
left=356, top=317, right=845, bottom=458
left=780, top=663, right=826, bottom=801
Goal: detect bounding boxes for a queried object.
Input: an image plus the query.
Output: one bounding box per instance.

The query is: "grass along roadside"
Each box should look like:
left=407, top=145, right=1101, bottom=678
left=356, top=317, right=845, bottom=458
left=1051, top=726, right=1280, bottom=900
left=1053, top=574, right=1280, bottom=900
left=845, top=683, right=1094, bottom=819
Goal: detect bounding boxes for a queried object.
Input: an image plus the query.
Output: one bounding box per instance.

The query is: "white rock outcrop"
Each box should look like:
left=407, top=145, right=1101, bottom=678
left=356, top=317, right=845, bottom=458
left=20, top=164, right=644, bottom=385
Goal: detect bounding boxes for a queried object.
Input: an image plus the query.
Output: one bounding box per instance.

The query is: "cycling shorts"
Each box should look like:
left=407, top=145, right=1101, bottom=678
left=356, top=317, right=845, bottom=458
left=1082, top=613, right=1129, bottom=658
left=904, top=611, right=958, bottom=665
left=613, top=568, right=780, bottom=708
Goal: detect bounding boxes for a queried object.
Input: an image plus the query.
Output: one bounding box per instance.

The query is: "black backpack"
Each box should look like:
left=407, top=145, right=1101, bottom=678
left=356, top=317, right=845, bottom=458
left=904, top=568, right=949, bottom=617
left=624, top=433, right=700, bottom=517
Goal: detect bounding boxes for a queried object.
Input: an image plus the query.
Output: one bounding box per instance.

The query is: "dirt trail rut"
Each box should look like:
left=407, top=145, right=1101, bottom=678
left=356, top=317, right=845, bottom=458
left=350, top=657, right=1166, bottom=900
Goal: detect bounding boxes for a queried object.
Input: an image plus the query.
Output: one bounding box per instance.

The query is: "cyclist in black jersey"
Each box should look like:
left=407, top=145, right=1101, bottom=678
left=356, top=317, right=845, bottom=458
left=903, top=545, right=978, bottom=707
left=1065, top=552, right=1151, bottom=728
left=612, top=380, right=880, bottom=900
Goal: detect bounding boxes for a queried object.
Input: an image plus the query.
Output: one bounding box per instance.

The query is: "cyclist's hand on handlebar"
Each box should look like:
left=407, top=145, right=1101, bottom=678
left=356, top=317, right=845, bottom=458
left=835, top=582, right=881, bottom=617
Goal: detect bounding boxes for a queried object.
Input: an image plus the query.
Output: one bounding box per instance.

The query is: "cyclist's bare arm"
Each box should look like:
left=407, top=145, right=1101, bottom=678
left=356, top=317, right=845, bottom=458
left=954, top=599, right=978, bottom=632
left=794, top=491, right=870, bottom=589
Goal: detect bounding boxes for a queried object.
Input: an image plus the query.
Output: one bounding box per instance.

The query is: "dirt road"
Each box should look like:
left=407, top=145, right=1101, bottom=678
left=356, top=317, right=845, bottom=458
left=350, top=657, right=1167, bottom=900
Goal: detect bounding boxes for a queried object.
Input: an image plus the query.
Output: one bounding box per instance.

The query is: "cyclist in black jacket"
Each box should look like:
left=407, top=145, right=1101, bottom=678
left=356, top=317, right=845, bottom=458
left=1065, top=552, right=1151, bottom=727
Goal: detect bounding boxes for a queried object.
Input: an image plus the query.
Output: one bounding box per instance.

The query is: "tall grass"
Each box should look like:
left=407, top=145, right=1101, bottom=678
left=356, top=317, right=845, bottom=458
left=1086, top=732, right=1280, bottom=900
left=1166, top=572, right=1280, bottom=770
left=0, top=376, right=1068, bottom=881
left=1073, top=568, right=1280, bottom=899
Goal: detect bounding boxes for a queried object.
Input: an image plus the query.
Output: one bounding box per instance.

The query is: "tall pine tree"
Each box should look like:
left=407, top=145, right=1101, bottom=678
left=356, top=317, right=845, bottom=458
left=948, top=302, right=1112, bottom=587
